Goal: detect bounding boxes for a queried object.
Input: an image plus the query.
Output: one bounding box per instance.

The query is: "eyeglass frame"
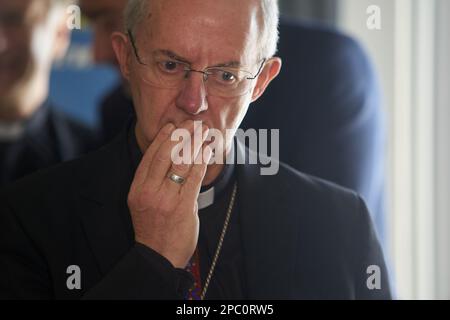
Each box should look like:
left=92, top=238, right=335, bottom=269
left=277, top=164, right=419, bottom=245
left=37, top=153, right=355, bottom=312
left=126, top=29, right=267, bottom=86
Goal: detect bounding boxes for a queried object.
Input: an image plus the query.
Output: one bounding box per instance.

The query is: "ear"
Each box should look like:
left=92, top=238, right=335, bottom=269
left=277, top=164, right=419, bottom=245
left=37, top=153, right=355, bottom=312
left=111, top=31, right=132, bottom=81
left=251, top=57, right=282, bottom=103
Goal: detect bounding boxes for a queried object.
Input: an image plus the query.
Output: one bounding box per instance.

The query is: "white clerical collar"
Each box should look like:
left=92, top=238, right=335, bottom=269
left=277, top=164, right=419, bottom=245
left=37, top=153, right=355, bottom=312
left=198, top=186, right=215, bottom=210
left=197, top=141, right=236, bottom=210
left=0, top=121, right=26, bottom=142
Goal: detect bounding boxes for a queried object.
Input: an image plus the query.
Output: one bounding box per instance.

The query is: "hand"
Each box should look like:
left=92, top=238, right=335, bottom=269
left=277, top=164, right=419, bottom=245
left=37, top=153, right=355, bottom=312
left=127, top=120, right=212, bottom=268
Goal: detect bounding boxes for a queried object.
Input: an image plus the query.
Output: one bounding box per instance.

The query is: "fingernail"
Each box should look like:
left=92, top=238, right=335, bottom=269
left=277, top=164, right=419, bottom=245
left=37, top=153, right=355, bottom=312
left=165, top=123, right=175, bottom=133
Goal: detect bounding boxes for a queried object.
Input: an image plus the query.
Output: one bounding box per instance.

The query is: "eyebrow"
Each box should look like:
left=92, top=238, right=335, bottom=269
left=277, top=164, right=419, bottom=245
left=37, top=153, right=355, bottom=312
left=153, top=49, right=242, bottom=68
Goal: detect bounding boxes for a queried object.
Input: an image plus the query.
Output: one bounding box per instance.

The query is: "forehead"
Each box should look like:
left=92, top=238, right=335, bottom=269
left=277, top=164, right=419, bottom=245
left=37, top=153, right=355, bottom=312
left=137, top=0, right=262, bottom=65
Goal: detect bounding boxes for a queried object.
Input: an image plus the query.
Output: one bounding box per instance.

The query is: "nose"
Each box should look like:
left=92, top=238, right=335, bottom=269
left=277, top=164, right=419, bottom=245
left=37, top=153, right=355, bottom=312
left=176, top=71, right=208, bottom=115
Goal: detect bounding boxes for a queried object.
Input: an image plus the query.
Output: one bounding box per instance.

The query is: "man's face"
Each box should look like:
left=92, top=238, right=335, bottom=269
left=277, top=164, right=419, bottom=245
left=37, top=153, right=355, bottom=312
left=120, top=0, right=278, bottom=154
left=80, top=0, right=128, bottom=65
left=0, top=0, right=53, bottom=99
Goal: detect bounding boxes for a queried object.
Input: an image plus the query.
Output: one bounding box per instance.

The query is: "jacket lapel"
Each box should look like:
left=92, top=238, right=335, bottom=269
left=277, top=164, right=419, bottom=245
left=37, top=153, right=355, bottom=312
left=236, top=142, right=300, bottom=299
left=76, top=132, right=301, bottom=297
left=78, top=130, right=135, bottom=275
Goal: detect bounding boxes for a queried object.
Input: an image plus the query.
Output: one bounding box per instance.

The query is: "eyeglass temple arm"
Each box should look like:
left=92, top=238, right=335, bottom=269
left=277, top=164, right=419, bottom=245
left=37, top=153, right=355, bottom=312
left=246, top=58, right=267, bottom=80
left=127, top=29, right=146, bottom=65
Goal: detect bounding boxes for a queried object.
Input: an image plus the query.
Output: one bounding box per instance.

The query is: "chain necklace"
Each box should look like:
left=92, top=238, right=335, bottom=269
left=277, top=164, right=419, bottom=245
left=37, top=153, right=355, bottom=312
left=200, top=182, right=238, bottom=300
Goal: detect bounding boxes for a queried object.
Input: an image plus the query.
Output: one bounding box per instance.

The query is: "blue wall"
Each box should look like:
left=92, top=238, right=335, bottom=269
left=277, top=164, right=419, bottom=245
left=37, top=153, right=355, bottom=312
left=49, top=29, right=120, bottom=128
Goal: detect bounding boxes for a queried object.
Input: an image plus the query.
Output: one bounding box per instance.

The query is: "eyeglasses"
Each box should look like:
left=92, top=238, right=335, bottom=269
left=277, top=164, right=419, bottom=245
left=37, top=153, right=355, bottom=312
left=127, top=30, right=266, bottom=98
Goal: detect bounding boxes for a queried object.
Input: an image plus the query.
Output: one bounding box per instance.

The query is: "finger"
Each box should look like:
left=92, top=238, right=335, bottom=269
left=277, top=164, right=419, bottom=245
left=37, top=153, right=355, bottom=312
left=132, top=122, right=176, bottom=188
left=146, top=120, right=197, bottom=188
left=169, top=122, right=209, bottom=181
left=180, top=145, right=213, bottom=203
left=164, top=123, right=211, bottom=195
left=158, top=123, right=205, bottom=195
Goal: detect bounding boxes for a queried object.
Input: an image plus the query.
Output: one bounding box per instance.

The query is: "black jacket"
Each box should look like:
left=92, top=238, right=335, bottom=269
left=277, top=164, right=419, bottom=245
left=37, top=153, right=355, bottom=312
left=0, top=102, right=98, bottom=188
left=0, top=127, right=391, bottom=300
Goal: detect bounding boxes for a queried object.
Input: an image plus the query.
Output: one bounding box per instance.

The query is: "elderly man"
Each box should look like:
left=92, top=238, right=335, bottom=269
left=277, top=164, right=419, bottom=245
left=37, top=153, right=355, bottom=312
left=0, top=0, right=97, bottom=187
left=82, top=0, right=388, bottom=249
left=0, top=0, right=391, bottom=299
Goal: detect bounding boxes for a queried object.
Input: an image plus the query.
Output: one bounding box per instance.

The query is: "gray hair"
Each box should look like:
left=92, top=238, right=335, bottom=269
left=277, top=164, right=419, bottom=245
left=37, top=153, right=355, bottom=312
left=259, top=0, right=279, bottom=58
left=124, top=0, right=279, bottom=59
left=124, top=0, right=150, bottom=34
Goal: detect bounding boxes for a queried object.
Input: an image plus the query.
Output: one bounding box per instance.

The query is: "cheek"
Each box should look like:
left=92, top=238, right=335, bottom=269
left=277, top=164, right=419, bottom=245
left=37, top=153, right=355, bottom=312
left=208, top=95, right=251, bottom=133
left=208, top=97, right=250, bottom=154
left=132, top=80, right=178, bottom=139
left=222, top=96, right=251, bottom=127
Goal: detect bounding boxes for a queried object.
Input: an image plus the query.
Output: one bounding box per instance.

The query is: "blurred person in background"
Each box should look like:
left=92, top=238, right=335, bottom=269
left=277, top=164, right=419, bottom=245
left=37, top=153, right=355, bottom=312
left=0, top=0, right=98, bottom=188
left=79, top=0, right=134, bottom=143
left=241, top=19, right=388, bottom=248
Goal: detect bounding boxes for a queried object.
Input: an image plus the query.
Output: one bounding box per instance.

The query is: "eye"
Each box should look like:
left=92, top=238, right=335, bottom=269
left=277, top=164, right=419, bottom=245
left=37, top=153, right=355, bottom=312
left=213, top=70, right=238, bottom=84
left=163, top=61, right=177, bottom=71
left=158, top=61, right=185, bottom=74
left=221, top=71, right=236, bottom=82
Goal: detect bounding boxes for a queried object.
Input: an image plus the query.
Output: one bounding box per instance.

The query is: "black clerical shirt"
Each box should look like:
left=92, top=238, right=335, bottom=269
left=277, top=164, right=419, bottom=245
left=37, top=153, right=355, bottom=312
left=127, top=121, right=245, bottom=299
